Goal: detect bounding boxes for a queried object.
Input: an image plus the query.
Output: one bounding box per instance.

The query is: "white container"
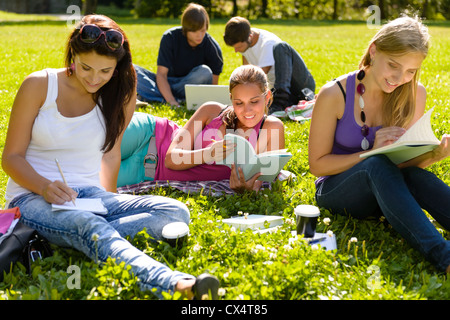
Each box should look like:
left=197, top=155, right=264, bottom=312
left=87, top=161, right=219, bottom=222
left=162, top=222, right=189, bottom=248
left=222, top=214, right=283, bottom=231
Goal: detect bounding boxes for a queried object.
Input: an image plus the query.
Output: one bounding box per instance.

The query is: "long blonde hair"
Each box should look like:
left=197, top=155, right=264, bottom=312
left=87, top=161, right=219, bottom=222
left=359, top=15, right=430, bottom=128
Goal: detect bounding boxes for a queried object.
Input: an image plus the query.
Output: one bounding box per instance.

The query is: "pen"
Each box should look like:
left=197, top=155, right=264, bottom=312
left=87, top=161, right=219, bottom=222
left=211, top=139, right=226, bottom=149
left=308, top=237, right=327, bottom=244
left=55, top=158, right=76, bottom=206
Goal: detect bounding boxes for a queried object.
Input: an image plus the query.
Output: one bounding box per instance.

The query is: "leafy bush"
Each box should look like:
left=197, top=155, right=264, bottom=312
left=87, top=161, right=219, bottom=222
left=134, top=0, right=188, bottom=18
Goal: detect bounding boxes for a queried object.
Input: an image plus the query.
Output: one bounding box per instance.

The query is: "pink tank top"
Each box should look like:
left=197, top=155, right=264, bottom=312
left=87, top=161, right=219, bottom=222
left=154, top=109, right=265, bottom=181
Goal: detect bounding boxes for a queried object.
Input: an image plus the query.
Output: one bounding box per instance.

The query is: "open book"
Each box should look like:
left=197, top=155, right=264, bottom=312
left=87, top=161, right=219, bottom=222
left=217, top=133, right=292, bottom=182
left=52, top=198, right=108, bottom=215
left=360, top=108, right=441, bottom=164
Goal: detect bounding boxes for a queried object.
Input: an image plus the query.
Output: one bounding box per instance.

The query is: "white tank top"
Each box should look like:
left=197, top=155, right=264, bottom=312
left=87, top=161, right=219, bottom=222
left=5, top=68, right=106, bottom=206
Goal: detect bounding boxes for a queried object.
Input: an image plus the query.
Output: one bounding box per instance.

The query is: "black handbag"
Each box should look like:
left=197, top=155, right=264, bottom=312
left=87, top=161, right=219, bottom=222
left=0, top=221, right=52, bottom=281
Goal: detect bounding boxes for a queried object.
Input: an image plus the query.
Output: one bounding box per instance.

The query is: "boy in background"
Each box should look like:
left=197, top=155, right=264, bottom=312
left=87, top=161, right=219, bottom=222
left=135, top=3, right=223, bottom=107
left=224, top=16, right=315, bottom=113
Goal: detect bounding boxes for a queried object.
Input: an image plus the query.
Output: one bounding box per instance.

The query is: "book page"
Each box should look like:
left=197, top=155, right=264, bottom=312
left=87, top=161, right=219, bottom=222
left=217, top=133, right=257, bottom=167
left=396, top=108, right=439, bottom=145
left=249, top=153, right=292, bottom=181
left=217, top=133, right=292, bottom=181
left=257, top=149, right=289, bottom=156
left=360, top=108, right=440, bottom=164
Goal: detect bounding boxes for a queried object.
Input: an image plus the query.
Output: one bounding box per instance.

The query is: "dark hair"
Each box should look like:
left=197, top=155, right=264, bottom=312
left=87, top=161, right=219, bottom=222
left=181, top=3, right=209, bottom=35
left=223, top=16, right=251, bottom=46
left=65, top=14, right=136, bottom=153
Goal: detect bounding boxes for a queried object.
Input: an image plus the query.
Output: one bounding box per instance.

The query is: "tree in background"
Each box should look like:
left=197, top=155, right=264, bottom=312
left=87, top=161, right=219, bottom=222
left=97, top=0, right=449, bottom=20
left=83, top=0, right=98, bottom=14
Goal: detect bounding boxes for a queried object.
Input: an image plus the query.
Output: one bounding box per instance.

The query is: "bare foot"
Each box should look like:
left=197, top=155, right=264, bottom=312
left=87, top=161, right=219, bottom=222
left=175, top=274, right=219, bottom=300
left=175, top=279, right=196, bottom=299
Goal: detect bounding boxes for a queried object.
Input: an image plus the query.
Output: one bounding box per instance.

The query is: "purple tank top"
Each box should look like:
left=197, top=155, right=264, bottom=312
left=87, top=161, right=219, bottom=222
left=316, top=71, right=381, bottom=185
left=333, top=71, right=380, bottom=154
left=154, top=108, right=265, bottom=181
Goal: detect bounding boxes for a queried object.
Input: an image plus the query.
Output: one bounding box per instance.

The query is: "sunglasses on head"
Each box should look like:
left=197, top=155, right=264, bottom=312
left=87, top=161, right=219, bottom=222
left=78, top=24, right=124, bottom=50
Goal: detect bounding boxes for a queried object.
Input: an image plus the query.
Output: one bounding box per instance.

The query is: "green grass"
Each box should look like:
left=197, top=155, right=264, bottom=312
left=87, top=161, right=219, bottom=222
left=0, top=14, right=449, bottom=300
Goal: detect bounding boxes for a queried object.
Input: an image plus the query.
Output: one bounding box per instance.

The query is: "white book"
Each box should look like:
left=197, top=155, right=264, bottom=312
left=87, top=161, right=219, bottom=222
left=222, top=214, right=283, bottom=231
left=360, top=108, right=441, bottom=164
left=52, top=198, right=107, bottom=215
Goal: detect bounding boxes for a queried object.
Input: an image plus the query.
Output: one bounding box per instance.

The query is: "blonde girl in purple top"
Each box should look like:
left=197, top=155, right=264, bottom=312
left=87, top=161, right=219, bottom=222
left=308, top=16, right=450, bottom=273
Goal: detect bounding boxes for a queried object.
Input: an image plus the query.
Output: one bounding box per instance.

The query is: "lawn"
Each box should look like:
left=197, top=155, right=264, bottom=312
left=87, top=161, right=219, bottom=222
left=0, top=12, right=449, bottom=300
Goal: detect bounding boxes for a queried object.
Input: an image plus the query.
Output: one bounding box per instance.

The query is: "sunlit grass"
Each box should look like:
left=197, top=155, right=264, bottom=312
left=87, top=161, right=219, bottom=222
left=0, top=14, right=449, bottom=300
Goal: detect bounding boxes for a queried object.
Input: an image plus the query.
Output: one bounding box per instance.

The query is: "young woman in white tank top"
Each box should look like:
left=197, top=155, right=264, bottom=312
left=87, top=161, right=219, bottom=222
left=2, top=14, right=219, bottom=299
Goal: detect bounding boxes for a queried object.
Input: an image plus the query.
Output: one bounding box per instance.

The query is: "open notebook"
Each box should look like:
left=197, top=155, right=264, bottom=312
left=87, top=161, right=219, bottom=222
left=185, top=84, right=231, bottom=110
left=52, top=198, right=107, bottom=215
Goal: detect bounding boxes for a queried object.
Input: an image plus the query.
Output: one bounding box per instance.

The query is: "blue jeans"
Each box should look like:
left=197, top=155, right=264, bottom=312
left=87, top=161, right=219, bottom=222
left=273, top=42, right=315, bottom=100
left=134, top=64, right=213, bottom=103
left=315, top=155, right=450, bottom=272
left=9, top=186, right=195, bottom=296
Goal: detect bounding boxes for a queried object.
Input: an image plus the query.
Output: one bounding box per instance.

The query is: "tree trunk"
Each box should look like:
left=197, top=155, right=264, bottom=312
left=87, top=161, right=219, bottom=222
left=261, top=0, right=268, bottom=18
left=378, top=0, right=386, bottom=20
left=332, top=0, right=338, bottom=20
left=83, top=0, right=98, bottom=15
left=422, top=0, right=429, bottom=19
left=231, top=0, right=238, bottom=16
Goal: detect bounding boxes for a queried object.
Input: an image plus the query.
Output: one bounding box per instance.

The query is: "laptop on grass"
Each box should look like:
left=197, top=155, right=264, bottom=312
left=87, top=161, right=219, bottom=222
left=185, top=84, right=231, bottom=110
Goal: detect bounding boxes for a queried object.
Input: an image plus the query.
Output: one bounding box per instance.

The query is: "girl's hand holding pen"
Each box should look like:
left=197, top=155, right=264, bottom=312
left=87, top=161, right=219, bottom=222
left=42, top=180, right=78, bottom=205
left=43, top=158, right=78, bottom=205
left=204, top=139, right=235, bottom=164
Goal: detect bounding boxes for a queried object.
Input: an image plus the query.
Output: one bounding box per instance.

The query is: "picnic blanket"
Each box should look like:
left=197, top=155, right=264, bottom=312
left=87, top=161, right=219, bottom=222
left=117, top=179, right=272, bottom=196
left=116, top=170, right=296, bottom=196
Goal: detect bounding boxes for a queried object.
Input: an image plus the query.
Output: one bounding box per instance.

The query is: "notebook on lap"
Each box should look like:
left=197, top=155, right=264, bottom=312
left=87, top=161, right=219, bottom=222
left=185, top=84, right=231, bottom=110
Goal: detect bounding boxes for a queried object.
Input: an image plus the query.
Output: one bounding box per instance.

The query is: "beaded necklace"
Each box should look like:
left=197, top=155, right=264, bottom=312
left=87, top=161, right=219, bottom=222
left=356, top=69, right=370, bottom=150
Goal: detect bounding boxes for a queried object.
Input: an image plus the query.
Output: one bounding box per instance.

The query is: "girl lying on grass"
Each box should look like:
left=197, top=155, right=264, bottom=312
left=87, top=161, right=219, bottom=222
left=1, top=14, right=219, bottom=298
left=308, top=15, right=450, bottom=273
left=118, top=65, right=286, bottom=193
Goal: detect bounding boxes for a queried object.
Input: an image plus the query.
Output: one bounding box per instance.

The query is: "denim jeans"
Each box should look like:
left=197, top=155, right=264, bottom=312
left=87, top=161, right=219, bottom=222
left=134, top=64, right=213, bottom=103
left=315, top=155, right=450, bottom=271
left=9, top=186, right=195, bottom=296
left=272, top=42, right=315, bottom=100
